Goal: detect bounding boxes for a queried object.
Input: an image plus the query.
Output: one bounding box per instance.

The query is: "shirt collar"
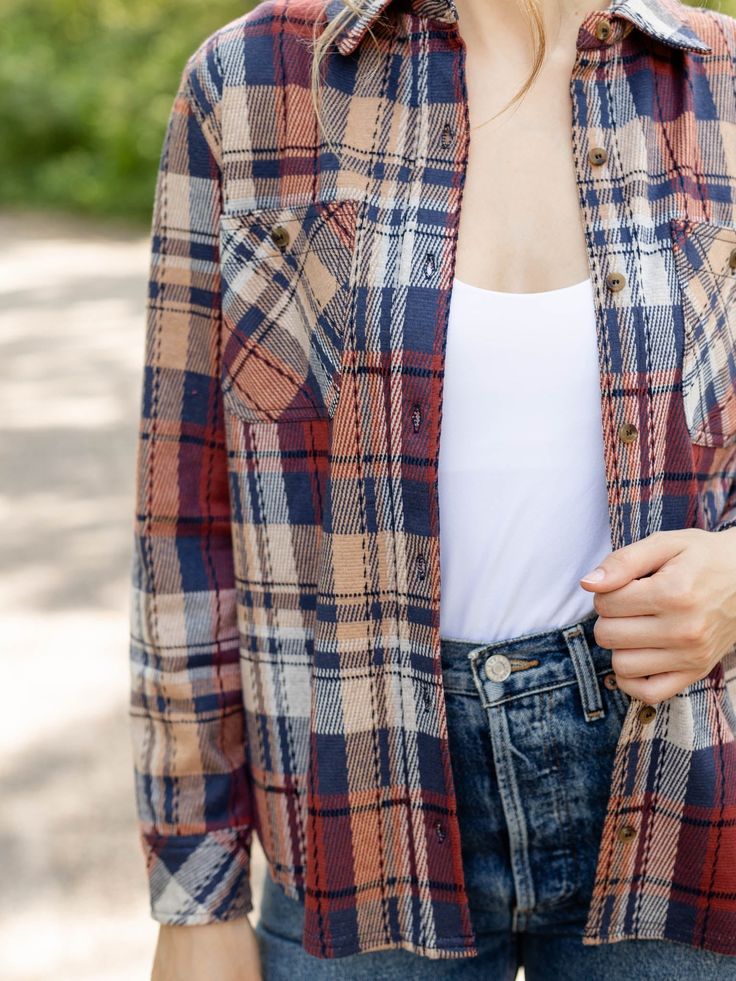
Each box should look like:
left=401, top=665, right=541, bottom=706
left=325, top=0, right=712, bottom=58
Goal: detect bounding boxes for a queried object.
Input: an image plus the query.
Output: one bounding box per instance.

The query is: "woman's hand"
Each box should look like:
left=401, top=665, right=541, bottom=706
left=579, top=527, right=736, bottom=704
left=151, top=916, right=262, bottom=981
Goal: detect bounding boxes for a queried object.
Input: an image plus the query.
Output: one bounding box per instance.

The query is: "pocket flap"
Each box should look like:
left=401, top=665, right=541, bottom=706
left=670, top=218, right=736, bottom=447
left=220, top=198, right=360, bottom=424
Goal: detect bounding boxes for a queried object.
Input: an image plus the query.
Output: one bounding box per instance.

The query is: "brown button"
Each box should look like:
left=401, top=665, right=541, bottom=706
left=588, top=147, right=608, bottom=166
left=606, top=271, right=626, bottom=292
left=638, top=704, right=657, bottom=724
left=270, top=225, right=290, bottom=250
left=729, top=247, right=736, bottom=271
left=618, top=422, right=638, bottom=444
left=595, top=18, right=613, bottom=41
left=603, top=672, right=618, bottom=690
left=617, top=824, right=637, bottom=843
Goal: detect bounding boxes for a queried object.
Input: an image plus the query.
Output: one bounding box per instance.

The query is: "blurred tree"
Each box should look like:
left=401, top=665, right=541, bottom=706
left=0, top=0, right=733, bottom=223
left=0, top=0, right=248, bottom=222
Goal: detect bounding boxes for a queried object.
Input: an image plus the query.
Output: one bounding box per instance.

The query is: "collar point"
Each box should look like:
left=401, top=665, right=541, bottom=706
left=335, top=34, right=359, bottom=56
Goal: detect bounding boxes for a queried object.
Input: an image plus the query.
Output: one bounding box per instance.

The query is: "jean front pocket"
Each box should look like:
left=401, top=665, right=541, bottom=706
left=670, top=217, right=736, bottom=448
left=220, top=197, right=360, bottom=424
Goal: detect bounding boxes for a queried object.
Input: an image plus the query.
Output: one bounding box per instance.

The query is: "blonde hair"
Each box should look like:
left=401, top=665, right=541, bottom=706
left=309, top=0, right=546, bottom=148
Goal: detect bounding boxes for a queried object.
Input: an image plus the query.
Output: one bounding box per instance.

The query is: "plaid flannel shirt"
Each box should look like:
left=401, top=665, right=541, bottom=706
left=129, top=0, right=736, bottom=960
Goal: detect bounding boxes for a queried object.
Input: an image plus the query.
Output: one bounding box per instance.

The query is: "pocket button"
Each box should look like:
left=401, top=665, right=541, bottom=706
left=270, top=225, right=290, bottom=250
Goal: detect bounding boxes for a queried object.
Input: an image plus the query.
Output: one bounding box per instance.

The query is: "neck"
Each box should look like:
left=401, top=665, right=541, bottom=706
left=453, top=0, right=614, bottom=55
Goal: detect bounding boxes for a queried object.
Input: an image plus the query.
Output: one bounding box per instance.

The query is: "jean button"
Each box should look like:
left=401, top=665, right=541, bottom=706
left=485, top=654, right=511, bottom=682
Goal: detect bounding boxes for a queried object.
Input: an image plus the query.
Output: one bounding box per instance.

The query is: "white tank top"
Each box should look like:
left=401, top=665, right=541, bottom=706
left=437, top=275, right=614, bottom=644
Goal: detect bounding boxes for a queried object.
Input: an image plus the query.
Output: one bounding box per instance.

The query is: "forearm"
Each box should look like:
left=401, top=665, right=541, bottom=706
left=152, top=917, right=262, bottom=981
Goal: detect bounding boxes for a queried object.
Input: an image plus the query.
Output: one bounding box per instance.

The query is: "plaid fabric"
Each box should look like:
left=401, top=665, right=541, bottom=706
left=129, top=0, right=736, bottom=959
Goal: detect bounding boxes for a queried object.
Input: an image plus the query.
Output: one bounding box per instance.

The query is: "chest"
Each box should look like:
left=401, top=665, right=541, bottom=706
left=455, top=24, right=592, bottom=292
left=216, top=13, right=736, bottom=551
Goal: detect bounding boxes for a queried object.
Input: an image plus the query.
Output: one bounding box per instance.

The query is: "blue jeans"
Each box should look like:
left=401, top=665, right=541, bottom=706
left=254, top=611, right=736, bottom=979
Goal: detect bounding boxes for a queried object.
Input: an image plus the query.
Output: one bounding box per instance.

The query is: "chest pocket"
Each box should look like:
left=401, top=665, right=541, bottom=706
left=219, top=198, right=360, bottom=424
left=670, top=218, right=736, bottom=448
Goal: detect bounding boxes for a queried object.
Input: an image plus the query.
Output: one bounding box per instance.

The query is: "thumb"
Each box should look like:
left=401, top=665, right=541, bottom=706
left=579, top=531, right=685, bottom=592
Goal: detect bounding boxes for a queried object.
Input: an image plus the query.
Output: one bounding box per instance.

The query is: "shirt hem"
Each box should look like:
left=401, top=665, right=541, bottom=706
left=301, top=929, right=478, bottom=960
left=582, top=922, right=736, bottom=957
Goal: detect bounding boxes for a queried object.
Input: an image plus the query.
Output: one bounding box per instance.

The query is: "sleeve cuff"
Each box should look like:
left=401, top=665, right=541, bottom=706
left=714, top=513, right=736, bottom=534
left=140, top=827, right=254, bottom=925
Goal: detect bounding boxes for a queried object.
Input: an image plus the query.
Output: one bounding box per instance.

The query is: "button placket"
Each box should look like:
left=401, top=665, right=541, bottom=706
left=617, top=823, right=637, bottom=843
left=618, top=421, right=638, bottom=444
left=595, top=18, right=613, bottom=42
left=588, top=146, right=608, bottom=166
left=638, top=704, right=657, bottom=724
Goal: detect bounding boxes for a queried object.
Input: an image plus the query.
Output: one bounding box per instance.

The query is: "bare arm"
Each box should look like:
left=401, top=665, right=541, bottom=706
left=152, top=917, right=262, bottom=981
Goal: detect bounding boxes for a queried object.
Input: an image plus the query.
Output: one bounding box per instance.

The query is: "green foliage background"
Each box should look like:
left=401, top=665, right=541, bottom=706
left=0, top=0, right=732, bottom=225
left=0, top=0, right=247, bottom=224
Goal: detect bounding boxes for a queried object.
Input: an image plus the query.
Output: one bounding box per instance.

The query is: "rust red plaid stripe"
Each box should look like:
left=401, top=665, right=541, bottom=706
left=129, top=0, right=736, bottom=959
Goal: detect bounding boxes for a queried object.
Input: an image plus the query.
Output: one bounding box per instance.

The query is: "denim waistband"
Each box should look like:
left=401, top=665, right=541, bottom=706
left=439, top=610, right=614, bottom=722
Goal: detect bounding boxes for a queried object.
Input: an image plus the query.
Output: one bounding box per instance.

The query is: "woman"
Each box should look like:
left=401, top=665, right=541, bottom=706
left=129, top=0, right=736, bottom=977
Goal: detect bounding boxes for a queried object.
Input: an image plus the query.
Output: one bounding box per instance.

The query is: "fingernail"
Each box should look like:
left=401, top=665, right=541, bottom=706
left=581, top=566, right=606, bottom=583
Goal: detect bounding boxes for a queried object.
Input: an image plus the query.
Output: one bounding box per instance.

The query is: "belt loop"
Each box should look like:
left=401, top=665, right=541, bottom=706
left=562, top=623, right=604, bottom=722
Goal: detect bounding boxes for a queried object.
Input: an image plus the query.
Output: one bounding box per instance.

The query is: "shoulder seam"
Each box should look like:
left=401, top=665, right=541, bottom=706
left=181, top=36, right=224, bottom=169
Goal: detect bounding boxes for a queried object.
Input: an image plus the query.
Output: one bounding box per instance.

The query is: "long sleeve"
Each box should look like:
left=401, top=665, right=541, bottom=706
left=128, top=48, right=254, bottom=925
